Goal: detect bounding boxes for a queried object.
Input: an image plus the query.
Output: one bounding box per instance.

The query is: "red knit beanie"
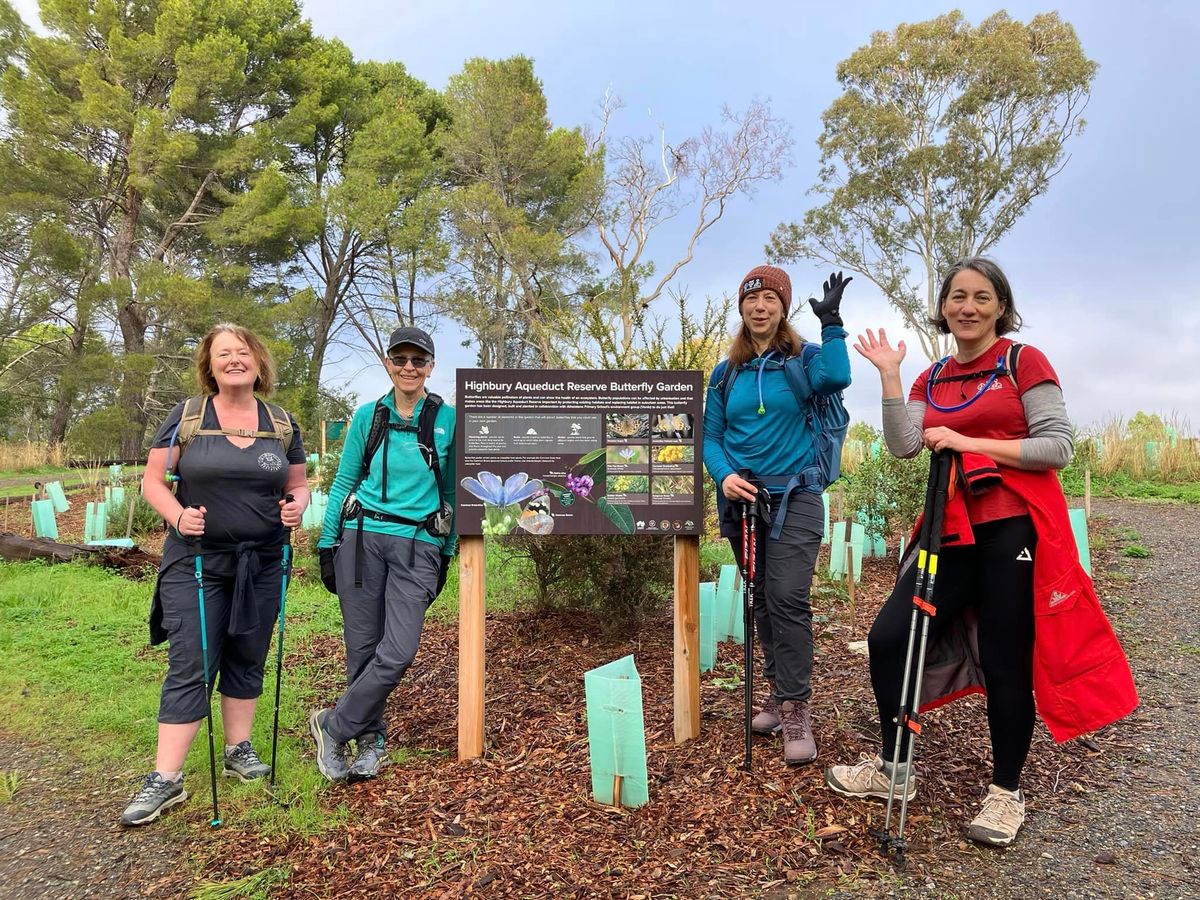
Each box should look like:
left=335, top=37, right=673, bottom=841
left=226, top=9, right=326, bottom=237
left=738, top=265, right=791, bottom=314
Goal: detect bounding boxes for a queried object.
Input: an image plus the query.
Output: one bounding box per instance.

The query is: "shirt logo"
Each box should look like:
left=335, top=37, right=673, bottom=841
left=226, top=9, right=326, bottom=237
left=257, top=452, right=284, bottom=472
left=1015, top=547, right=1032, bottom=561
left=1048, top=589, right=1075, bottom=608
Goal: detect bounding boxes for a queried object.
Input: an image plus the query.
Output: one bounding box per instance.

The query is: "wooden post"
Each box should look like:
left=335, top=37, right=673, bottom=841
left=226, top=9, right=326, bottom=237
left=1084, top=468, right=1092, bottom=520
left=612, top=773, right=623, bottom=809
left=457, top=535, right=486, bottom=760
left=125, top=482, right=138, bottom=539
left=673, top=534, right=700, bottom=744
left=845, top=541, right=856, bottom=625
left=320, top=419, right=327, bottom=459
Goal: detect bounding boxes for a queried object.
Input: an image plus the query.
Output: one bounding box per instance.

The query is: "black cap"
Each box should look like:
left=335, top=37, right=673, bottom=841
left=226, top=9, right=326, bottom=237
left=386, top=326, right=435, bottom=358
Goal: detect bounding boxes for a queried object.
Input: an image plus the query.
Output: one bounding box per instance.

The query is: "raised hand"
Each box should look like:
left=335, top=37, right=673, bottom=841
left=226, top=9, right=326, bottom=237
left=808, top=271, right=853, bottom=327
left=853, top=327, right=906, bottom=373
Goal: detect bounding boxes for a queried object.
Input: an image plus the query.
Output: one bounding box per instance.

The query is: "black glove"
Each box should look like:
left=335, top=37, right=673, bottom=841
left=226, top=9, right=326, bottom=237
left=808, top=271, right=853, bottom=328
left=318, top=546, right=338, bottom=594
left=436, top=553, right=454, bottom=597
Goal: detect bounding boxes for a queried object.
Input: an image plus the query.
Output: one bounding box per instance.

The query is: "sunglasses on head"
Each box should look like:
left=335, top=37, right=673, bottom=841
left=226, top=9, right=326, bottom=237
left=389, top=354, right=431, bottom=369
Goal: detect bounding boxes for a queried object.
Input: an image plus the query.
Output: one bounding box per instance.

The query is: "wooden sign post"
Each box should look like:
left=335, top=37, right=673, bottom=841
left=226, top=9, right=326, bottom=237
left=1084, top=468, right=1092, bottom=520
left=673, top=534, right=700, bottom=744
left=457, top=535, right=487, bottom=760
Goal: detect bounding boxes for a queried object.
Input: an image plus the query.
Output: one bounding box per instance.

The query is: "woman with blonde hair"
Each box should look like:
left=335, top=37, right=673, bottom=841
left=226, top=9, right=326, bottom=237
left=122, top=324, right=309, bottom=826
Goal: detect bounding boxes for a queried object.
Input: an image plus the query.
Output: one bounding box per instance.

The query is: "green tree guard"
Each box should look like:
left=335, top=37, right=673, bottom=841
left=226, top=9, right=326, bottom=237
left=584, top=656, right=649, bottom=808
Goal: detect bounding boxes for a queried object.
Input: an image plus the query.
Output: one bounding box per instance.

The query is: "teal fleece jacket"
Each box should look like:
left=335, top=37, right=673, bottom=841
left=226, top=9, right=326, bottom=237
left=703, top=325, right=851, bottom=490
left=318, top=392, right=457, bottom=555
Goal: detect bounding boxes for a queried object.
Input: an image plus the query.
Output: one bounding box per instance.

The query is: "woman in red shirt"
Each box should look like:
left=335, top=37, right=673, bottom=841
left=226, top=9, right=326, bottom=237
left=825, top=257, right=1077, bottom=847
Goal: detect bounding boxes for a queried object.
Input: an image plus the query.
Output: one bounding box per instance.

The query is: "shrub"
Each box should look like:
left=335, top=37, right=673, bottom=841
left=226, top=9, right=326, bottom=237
left=502, top=534, right=674, bottom=629
left=843, top=448, right=931, bottom=543
left=106, top=493, right=165, bottom=537
left=318, top=446, right=342, bottom=494
left=66, top=406, right=133, bottom=460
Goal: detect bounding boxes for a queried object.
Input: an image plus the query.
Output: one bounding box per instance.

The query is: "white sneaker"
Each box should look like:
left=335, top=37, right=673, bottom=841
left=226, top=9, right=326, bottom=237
left=824, top=753, right=915, bottom=801
left=967, top=784, right=1026, bottom=846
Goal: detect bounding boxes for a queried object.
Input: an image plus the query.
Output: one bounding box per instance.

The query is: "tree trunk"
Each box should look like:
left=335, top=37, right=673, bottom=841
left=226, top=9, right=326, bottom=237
left=112, top=182, right=150, bottom=457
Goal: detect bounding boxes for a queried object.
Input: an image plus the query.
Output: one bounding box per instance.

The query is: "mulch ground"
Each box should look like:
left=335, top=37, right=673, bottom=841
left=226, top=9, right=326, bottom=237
left=191, top=551, right=1122, bottom=900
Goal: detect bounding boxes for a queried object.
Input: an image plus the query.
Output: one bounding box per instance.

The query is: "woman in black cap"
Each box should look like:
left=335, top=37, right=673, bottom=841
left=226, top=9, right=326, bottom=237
left=310, top=326, right=457, bottom=782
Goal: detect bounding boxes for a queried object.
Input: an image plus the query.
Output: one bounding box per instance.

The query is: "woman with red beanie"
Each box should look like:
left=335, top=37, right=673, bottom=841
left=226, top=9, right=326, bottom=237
left=824, top=257, right=1137, bottom=847
left=703, top=265, right=852, bottom=766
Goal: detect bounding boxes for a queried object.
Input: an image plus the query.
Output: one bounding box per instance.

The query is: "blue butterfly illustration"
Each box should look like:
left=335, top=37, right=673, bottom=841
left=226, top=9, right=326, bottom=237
left=461, top=470, right=545, bottom=507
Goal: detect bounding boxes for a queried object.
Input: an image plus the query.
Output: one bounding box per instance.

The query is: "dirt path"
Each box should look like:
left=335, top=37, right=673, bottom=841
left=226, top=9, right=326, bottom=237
left=0, top=499, right=1197, bottom=898
left=0, top=737, right=188, bottom=899
left=905, top=499, right=1200, bottom=900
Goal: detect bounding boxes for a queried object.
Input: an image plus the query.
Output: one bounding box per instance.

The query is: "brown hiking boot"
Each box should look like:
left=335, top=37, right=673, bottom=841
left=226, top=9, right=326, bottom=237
left=752, top=692, right=782, bottom=735
left=779, top=700, right=818, bottom=765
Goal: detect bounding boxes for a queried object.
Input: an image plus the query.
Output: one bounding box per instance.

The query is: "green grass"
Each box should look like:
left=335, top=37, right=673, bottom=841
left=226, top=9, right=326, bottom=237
left=0, top=770, right=20, bottom=802
left=0, top=560, right=347, bottom=836
left=1061, top=468, right=1200, bottom=504
left=1122, top=544, right=1151, bottom=558
left=190, top=867, right=291, bottom=900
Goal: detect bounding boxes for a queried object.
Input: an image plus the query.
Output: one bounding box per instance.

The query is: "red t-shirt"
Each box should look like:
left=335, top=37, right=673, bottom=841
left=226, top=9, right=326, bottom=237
left=910, top=338, right=1059, bottom=523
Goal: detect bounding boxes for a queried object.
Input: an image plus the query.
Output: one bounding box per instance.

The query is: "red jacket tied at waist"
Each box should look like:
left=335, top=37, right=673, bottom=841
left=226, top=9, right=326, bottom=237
left=908, top=452, right=1138, bottom=743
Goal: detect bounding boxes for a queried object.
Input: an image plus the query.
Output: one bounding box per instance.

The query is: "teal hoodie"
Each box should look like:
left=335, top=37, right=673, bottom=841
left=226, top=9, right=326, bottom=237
left=318, top=391, right=457, bottom=555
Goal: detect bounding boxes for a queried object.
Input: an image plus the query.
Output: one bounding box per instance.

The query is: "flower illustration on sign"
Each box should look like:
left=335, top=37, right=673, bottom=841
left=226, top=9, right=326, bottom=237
left=565, top=473, right=593, bottom=497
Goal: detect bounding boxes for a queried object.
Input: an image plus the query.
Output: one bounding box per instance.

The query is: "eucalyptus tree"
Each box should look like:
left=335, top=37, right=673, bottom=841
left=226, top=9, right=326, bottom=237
left=768, top=11, right=1097, bottom=360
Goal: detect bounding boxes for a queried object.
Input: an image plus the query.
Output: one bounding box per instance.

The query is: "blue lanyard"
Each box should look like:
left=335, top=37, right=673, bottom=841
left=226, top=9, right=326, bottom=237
left=925, top=351, right=1006, bottom=413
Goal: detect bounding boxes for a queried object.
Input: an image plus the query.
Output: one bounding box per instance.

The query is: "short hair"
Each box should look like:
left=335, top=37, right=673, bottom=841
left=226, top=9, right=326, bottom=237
left=930, top=257, right=1023, bottom=336
left=195, top=323, right=276, bottom=396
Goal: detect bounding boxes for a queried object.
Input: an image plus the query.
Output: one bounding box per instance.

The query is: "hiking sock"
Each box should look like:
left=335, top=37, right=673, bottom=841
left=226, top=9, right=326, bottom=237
left=156, top=770, right=183, bottom=783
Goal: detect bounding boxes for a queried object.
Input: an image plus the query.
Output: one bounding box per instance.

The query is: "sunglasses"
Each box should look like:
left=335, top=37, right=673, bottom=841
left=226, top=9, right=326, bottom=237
left=388, top=354, right=431, bottom=369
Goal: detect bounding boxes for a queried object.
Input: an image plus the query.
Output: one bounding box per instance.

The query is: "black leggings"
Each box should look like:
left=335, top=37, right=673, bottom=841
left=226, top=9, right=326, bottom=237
left=868, top=516, right=1036, bottom=791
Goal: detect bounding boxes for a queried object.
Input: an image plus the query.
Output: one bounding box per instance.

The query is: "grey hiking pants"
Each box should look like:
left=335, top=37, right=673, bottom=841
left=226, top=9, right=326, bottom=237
left=731, top=491, right=824, bottom=704
left=325, top=528, right=440, bottom=743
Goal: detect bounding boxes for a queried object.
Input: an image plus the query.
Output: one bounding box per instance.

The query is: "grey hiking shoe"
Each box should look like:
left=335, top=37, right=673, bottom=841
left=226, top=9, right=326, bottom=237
left=752, top=693, right=782, bottom=735
left=780, top=700, right=818, bottom=765
left=967, top=784, right=1026, bottom=846
left=223, top=740, right=271, bottom=782
left=309, top=709, right=349, bottom=782
left=347, top=731, right=390, bottom=783
left=825, top=753, right=916, bottom=801
left=120, top=772, right=187, bottom=826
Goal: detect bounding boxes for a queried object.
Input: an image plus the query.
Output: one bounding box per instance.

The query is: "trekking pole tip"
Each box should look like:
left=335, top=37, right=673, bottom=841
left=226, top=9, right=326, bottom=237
left=209, top=818, right=222, bottom=828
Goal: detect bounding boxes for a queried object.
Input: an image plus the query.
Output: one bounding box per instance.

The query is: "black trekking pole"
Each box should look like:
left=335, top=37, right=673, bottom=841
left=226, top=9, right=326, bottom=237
left=873, top=451, right=952, bottom=862
left=740, top=480, right=758, bottom=772
left=190, top=509, right=221, bottom=828
left=268, top=493, right=295, bottom=798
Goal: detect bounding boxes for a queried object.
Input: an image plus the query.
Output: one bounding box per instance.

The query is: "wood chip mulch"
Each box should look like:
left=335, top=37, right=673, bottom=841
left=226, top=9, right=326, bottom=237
left=191, top=553, right=1125, bottom=899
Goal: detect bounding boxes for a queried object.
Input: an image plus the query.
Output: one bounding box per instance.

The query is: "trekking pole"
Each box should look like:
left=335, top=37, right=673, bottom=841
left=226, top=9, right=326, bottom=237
left=269, top=493, right=295, bottom=798
left=190, top=509, right=221, bottom=828
left=874, top=451, right=952, bottom=861
left=740, top=479, right=758, bottom=772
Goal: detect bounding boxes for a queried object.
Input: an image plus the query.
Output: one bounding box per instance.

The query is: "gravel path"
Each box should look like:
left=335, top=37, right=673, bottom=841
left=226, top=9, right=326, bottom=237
left=892, top=499, right=1200, bottom=900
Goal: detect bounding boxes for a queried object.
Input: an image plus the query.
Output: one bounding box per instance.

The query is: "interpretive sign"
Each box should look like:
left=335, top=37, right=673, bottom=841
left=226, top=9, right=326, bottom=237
left=455, top=369, right=704, bottom=536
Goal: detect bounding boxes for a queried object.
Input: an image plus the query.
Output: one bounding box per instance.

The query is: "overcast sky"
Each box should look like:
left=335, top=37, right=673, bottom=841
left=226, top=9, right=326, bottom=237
left=14, top=1, right=1200, bottom=430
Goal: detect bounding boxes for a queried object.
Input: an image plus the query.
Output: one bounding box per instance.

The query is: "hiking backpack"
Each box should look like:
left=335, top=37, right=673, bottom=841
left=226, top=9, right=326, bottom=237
left=167, top=395, right=295, bottom=480
left=713, top=342, right=851, bottom=491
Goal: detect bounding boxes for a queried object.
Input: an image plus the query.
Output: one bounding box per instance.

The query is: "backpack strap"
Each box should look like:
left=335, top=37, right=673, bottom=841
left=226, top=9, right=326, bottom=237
left=359, top=392, right=444, bottom=504
left=1005, top=342, right=1024, bottom=389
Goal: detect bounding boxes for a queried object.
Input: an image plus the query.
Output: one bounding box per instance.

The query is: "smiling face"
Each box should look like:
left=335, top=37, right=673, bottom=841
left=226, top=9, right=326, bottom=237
left=941, top=268, right=1005, bottom=345
left=741, top=289, right=784, bottom=345
left=384, top=343, right=434, bottom=401
left=209, top=331, right=260, bottom=393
